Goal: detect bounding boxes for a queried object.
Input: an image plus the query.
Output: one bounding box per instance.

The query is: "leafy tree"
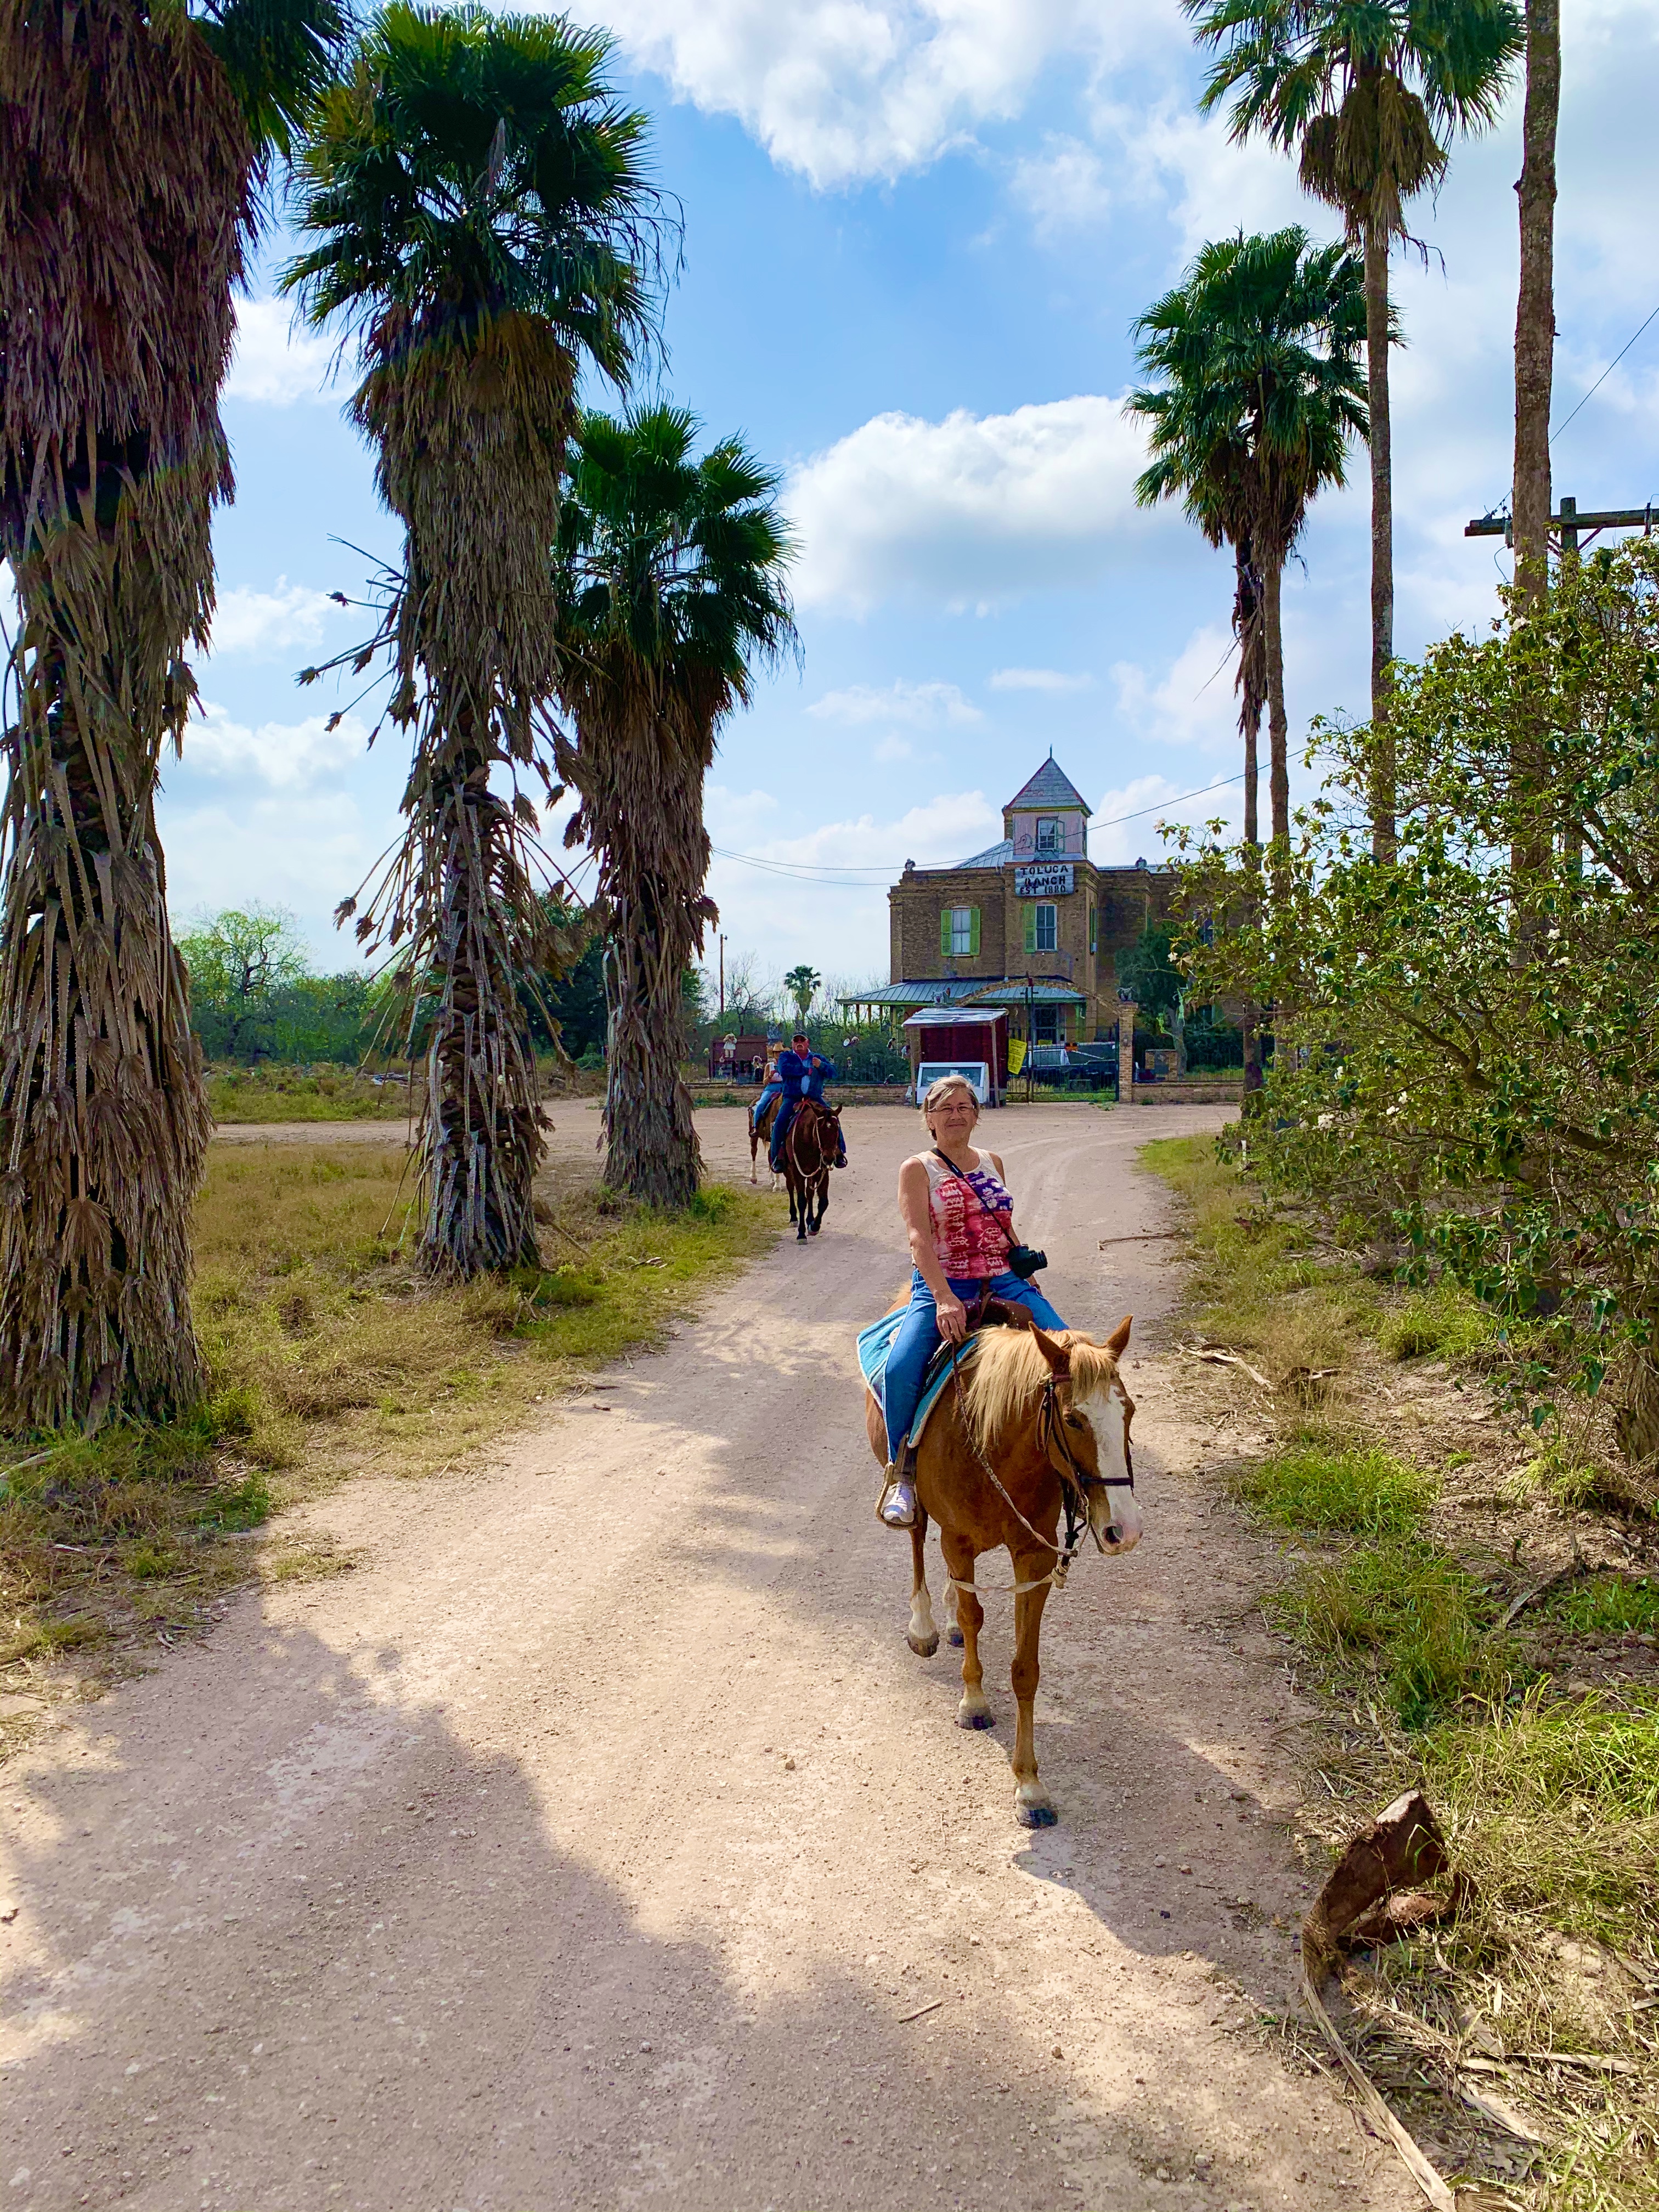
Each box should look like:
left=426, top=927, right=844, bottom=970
left=783, top=965, right=820, bottom=1028
left=1185, top=0, right=1523, bottom=857
left=0, top=0, right=345, bottom=1430
left=1129, top=228, right=1368, bottom=884
left=1171, top=540, right=1659, bottom=1471
left=284, top=3, right=659, bottom=1275
left=554, top=404, right=797, bottom=1206
left=178, top=905, right=311, bottom=1059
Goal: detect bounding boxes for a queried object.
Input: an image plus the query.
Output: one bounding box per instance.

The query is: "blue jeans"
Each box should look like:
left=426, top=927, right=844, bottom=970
left=752, top=1080, right=783, bottom=1135
left=882, top=1268, right=1066, bottom=1464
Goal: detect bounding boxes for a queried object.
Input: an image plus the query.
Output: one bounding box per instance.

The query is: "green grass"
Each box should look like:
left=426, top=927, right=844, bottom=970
left=1235, top=1443, right=1434, bottom=1537
left=206, top=1064, right=416, bottom=1122
left=1379, top=1280, right=1498, bottom=1363
left=1548, top=1573, right=1659, bottom=1638
left=1272, top=1539, right=1506, bottom=1729
left=2, top=1149, right=782, bottom=1688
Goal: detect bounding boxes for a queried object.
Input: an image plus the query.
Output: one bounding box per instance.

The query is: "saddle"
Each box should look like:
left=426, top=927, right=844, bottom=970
left=915, top=1294, right=1031, bottom=1399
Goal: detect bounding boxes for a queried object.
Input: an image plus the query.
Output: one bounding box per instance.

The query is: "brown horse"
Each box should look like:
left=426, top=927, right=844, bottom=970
left=781, top=1097, right=840, bottom=1242
left=749, top=1092, right=779, bottom=1184
left=864, top=1309, right=1140, bottom=1826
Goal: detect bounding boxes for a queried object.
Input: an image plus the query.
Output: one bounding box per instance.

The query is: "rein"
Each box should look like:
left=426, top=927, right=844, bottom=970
left=785, top=1100, right=839, bottom=1182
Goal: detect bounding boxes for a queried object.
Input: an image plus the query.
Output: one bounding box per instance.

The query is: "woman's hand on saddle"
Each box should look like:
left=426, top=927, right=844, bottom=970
left=936, top=1288, right=969, bottom=1344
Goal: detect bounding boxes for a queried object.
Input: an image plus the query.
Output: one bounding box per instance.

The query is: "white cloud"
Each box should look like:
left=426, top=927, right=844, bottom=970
left=225, top=297, right=341, bottom=407
left=597, top=0, right=1174, bottom=188
left=703, top=782, right=1002, bottom=971
left=185, top=702, right=370, bottom=789
left=163, top=795, right=376, bottom=954
left=1112, top=623, right=1241, bottom=755
left=989, top=665, right=1093, bottom=692
left=788, top=393, right=1170, bottom=614
left=210, top=579, right=340, bottom=658
left=1090, top=771, right=1242, bottom=867
left=808, top=678, right=981, bottom=725
left=1010, top=134, right=1113, bottom=237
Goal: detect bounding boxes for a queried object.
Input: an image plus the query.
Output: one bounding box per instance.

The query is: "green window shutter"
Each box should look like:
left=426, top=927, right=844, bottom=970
left=1023, top=904, right=1036, bottom=956
left=969, top=908, right=981, bottom=956
left=940, top=908, right=952, bottom=957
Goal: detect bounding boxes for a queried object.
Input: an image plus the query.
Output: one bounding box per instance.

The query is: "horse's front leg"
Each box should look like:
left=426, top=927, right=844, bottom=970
left=940, top=1528, right=991, bottom=1728
left=749, top=1128, right=759, bottom=1184
left=792, top=1176, right=806, bottom=1240
left=906, top=1513, right=938, bottom=1657
left=1011, top=1560, right=1057, bottom=1826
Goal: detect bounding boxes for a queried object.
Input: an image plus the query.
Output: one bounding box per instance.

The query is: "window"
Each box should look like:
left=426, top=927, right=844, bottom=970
left=1022, top=902, right=1058, bottom=955
left=1088, top=901, right=1098, bottom=955
left=1032, top=1006, right=1063, bottom=1046
left=1036, top=816, right=1064, bottom=853
left=939, top=905, right=980, bottom=958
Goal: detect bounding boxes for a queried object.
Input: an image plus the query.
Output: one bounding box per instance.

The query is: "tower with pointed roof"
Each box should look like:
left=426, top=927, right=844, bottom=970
left=848, top=754, right=1172, bottom=1048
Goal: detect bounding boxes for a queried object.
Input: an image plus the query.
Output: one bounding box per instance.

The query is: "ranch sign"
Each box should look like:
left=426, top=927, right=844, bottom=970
left=1014, top=862, right=1075, bottom=898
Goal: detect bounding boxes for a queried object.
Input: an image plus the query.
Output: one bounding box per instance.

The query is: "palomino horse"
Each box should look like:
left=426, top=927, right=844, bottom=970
left=864, top=1308, right=1141, bottom=1826
left=781, top=1097, right=840, bottom=1242
left=749, top=1093, right=779, bottom=1184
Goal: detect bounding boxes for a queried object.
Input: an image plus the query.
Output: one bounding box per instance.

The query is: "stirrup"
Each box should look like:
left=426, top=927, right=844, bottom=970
left=877, top=1445, right=918, bottom=1530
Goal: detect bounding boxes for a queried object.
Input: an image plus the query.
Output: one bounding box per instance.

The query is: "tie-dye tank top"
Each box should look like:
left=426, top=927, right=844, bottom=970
left=923, top=1148, right=1013, bottom=1280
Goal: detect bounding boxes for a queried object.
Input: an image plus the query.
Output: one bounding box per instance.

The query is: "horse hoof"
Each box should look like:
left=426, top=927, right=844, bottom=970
left=1015, top=1786, right=1058, bottom=1827
left=907, top=1630, right=940, bottom=1658
left=956, top=1697, right=994, bottom=1730
left=947, top=1626, right=964, bottom=1649
left=808, top=1221, right=821, bottom=1236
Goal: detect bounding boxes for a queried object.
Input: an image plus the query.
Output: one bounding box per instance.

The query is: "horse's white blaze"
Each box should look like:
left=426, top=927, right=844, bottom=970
left=1076, top=1379, right=1142, bottom=1554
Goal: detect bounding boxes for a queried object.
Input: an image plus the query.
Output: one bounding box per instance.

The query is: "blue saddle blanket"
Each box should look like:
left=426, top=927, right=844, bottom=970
left=857, top=1307, right=981, bottom=1446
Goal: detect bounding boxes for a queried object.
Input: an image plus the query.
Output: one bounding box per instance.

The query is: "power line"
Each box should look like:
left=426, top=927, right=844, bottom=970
left=708, top=771, right=1249, bottom=886
left=1553, top=301, right=1659, bottom=446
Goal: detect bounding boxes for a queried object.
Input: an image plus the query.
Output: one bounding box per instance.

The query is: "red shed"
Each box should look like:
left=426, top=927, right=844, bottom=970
left=902, top=1007, right=1009, bottom=1107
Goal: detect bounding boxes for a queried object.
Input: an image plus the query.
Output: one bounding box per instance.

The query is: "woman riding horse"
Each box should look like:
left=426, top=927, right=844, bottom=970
left=876, top=1073, right=1067, bottom=1530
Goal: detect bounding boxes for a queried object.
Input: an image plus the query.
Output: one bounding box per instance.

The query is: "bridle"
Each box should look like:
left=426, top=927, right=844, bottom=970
left=786, top=1099, right=839, bottom=1182
left=943, top=1334, right=1135, bottom=1596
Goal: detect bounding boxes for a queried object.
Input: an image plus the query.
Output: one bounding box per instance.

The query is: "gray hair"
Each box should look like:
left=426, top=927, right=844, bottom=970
left=922, top=1074, right=980, bottom=1123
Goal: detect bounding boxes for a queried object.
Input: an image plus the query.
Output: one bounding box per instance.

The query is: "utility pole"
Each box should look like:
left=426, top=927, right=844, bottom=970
left=1465, top=497, right=1655, bottom=555
left=718, top=935, right=725, bottom=1017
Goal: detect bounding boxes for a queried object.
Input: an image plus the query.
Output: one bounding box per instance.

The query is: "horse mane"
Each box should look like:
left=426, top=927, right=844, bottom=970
left=959, top=1328, right=1118, bottom=1456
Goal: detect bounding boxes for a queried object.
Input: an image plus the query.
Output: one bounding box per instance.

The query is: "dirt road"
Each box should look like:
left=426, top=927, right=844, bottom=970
left=2, top=1105, right=1408, bottom=2211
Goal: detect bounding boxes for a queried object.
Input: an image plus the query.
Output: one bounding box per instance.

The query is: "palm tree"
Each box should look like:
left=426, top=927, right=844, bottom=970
left=284, top=3, right=661, bottom=1277
left=0, top=0, right=343, bottom=1432
left=783, top=966, right=820, bottom=1029
left=554, top=405, right=797, bottom=1209
left=1128, top=229, right=1369, bottom=884
left=1184, top=0, right=1523, bottom=857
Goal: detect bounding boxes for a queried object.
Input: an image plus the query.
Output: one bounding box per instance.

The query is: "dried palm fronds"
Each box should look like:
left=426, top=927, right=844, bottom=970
left=335, top=308, right=573, bottom=1277
left=0, top=0, right=253, bottom=1429
left=285, top=4, right=663, bottom=1273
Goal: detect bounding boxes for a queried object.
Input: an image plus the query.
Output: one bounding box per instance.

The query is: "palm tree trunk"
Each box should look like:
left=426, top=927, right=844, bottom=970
left=1262, top=552, right=1290, bottom=881
left=1511, top=0, right=1560, bottom=946
left=1233, top=542, right=1265, bottom=1097
left=1234, top=543, right=1262, bottom=850
left=583, top=692, right=704, bottom=1209
left=1363, top=214, right=1396, bottom=862
left=0, top=459, right=216, bottom=1430
left=416, top=751, right=544, bottom=1278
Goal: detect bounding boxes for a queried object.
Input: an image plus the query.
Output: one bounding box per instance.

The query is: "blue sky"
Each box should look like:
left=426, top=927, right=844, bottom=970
left=151, top=0, right=1659, bottom=997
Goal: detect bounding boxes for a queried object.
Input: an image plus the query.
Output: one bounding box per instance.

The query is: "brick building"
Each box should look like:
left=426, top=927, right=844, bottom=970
left=843, top=755, right=1172, bottom=1047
